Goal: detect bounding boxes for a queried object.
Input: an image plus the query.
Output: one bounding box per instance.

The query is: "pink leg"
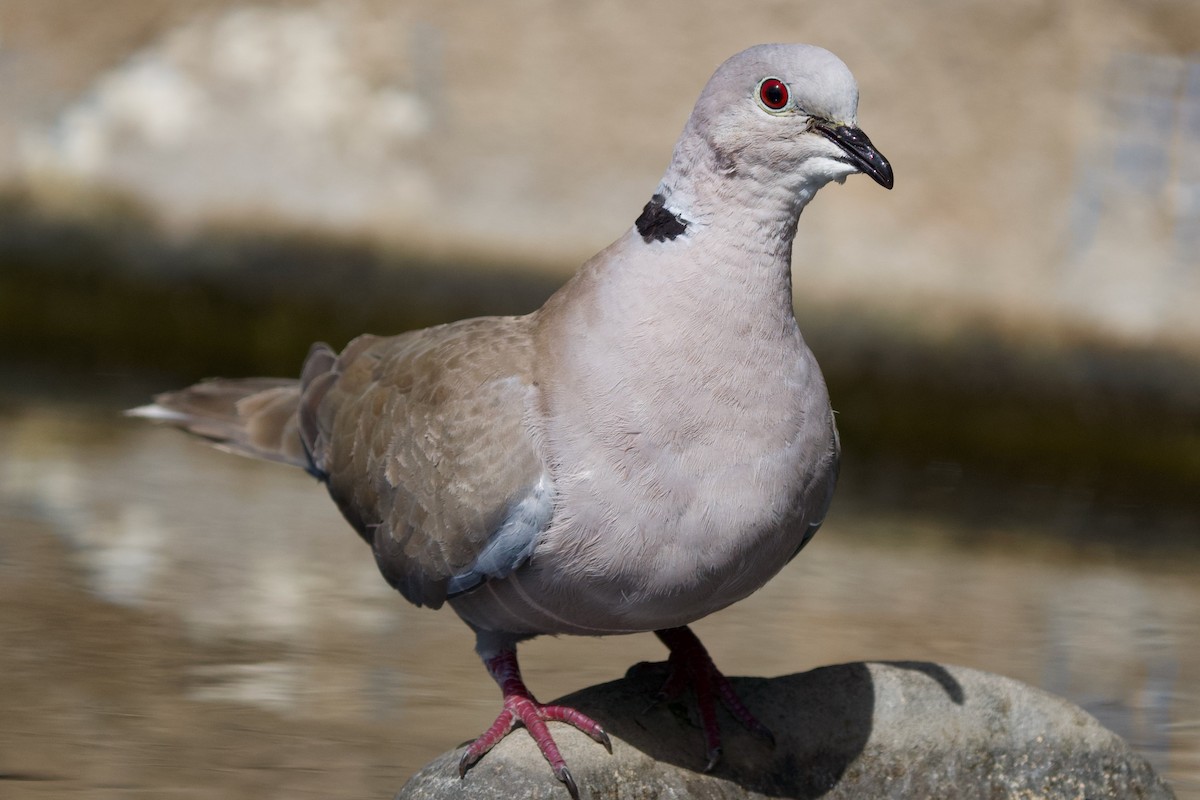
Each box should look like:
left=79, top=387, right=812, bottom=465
left=459, top=649, right=611, bottom=799
left=655, top=626, right=775, bottom=771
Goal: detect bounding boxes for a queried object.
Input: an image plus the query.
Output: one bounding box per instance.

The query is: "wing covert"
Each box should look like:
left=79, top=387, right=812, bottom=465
left=299, top=316, right=550, bottom=608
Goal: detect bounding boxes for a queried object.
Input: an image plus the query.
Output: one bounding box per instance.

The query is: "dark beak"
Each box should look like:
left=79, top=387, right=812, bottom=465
left=815, top=122, right=894, bottom=190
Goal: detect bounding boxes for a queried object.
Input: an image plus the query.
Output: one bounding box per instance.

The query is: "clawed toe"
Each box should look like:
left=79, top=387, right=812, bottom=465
left=557, top=766, right=580, bottom=800
left=539, top=703, right=612, bottom=752
left=654, top=626, right=775, bottom=769
left=459, top=700, right=606, bottom=796
left=703, top=745, right=723, bottom=773
left=459, top=649, right=611, bottom=797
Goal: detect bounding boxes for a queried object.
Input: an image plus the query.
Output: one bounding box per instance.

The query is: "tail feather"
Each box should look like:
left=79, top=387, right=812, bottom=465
left=127, top=377, right=314, bottom=473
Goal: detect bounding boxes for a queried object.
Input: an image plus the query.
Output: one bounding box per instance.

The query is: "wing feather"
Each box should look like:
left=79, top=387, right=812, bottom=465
left=299, top=317, right=550, bottom=608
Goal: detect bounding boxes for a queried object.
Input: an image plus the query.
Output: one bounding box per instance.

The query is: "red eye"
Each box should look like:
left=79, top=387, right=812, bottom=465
left=759, top=78, right=789, bottom=110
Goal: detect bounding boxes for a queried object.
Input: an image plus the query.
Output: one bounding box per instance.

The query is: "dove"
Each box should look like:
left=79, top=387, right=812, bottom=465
left=130, top=43, right=893, bottom=798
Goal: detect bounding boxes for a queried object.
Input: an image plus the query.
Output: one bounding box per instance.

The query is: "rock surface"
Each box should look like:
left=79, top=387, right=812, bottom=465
left=396, top=661, right=1174, bottom=800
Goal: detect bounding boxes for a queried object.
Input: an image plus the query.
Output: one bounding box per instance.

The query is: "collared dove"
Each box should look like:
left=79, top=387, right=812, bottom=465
left=130, top=43, right=893, bottom=798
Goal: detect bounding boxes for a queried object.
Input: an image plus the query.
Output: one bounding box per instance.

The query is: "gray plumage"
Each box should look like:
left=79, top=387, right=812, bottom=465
left=130, top=42, right=892, bottom=790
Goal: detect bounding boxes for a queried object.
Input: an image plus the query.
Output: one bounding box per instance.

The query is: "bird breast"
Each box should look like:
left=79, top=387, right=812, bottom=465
left=450, top=251, right=838, bottom=636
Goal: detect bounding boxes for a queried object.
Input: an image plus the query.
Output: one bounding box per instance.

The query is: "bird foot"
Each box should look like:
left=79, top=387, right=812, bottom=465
left=459, top=650, right=611, bottom=800
left=654, top=626, right=775, bottom=771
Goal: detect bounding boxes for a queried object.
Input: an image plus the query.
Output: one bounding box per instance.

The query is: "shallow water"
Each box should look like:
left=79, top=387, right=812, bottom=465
left=1, top=395, right=1197, bottom=798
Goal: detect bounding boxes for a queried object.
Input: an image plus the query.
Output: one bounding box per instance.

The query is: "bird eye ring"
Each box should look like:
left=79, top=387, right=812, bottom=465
left=757, top=77, right=790, bottom=112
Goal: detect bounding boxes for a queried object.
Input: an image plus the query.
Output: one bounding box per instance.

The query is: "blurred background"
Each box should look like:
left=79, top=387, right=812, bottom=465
left=1, top=1, right=1198, bottom=797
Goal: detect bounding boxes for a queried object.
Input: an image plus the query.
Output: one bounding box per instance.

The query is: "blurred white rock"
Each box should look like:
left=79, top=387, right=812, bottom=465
left=19, top=3, right=436, bottom=232
left=1, top=0, right=1198, bottom=347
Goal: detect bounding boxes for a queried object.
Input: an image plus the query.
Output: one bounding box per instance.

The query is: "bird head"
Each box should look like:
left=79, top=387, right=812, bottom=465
left=682, top=44, right=894, bottom=193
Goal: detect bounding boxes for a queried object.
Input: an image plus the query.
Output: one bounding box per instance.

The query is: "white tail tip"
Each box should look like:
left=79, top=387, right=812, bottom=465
left=125, top=404, right=189, bottom=423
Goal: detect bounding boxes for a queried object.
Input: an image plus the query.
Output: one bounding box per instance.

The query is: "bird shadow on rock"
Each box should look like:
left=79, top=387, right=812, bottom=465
left=550, top=660, right=965, bottom=799
left=401, top=660, right=1171, bottom=799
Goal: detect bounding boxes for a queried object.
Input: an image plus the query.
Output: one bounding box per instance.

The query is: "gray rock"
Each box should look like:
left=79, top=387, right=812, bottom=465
left=397, top=661, right=1174, bottom=800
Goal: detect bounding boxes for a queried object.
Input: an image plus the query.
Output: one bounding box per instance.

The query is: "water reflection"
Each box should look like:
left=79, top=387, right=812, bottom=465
left=1, top=397, right=1197, bottom=797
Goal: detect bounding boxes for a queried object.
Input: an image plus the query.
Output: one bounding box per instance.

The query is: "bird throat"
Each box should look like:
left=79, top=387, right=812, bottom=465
left=635, top=194, right=689, bottom=243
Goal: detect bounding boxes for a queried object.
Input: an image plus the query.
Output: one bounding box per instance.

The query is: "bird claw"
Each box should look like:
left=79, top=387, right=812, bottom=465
left=459, top=699, right=608, bottom=795
left=654, top=626, right=775, bottom=770
left=457, top=747, right=477, bottom=779
left=557, top=765, right=580, bottom=800
left=703, top=746, right=723, bottom=774
left=459, top=650, right=611, bottom=797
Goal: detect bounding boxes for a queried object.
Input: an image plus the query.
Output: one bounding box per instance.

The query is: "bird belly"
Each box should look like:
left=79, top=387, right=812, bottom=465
left=452, top=301, right=839, bottom=637
left=450, top=427, right=834, bottom=637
